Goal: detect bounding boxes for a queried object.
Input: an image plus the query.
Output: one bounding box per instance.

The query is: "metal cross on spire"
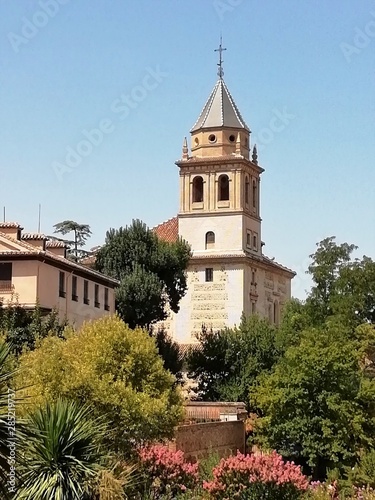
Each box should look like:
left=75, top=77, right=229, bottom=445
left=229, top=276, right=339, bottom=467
left=215, top=36, right=227, bottom=79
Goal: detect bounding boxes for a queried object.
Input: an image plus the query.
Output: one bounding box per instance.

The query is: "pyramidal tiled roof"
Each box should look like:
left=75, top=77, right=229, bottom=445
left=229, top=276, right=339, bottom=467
left=191, top=78, right=249, bottom=132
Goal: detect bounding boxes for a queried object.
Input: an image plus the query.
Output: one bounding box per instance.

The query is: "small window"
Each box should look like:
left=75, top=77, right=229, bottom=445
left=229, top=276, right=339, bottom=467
left=59, top=271, right=66, bottom=298
left=205, top=231, right=215, bottom=249
left=208, top=134, right=216, bottom=143
left=72, top=276, right=78, bottom=301
left=252, top=180, right=257, bottom=209
left=251, top=270, right=256, bottom=285
left=83, top=280, right=89, bottom=305
left=192, top=176, right=204, bottom=203
left=229, top=134, right=235, bottom=142
left=253, top=235, right=257, bottom=250
left=104, top=287, right=110, bottom=311
left=205, top=268, right=213, bottom=282
left=0, top=263, right=12, bottom=291
left=274, top=302, right=279, bottom=325
left=245, top=176, right=249, bottom=204
left=218, top=174, right=229, bottom=201
left=95, top=284, right=100, bottom=308
left=252, top=302, right=256, bottom=314
left=246, top=232, right=251, bottom=247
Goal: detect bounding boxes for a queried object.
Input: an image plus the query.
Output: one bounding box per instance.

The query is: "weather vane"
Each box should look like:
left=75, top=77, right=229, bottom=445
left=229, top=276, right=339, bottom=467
left=215, top=35, right=227, bottom=79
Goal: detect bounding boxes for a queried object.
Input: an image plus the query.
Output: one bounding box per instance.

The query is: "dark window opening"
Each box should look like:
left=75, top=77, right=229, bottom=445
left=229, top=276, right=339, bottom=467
left=0, top=263, right=12, bottom=291
left=192, top=176, right=204, bottom=203
left=95, top=284, right=100, bottom=308
left=252, top=181, right=257, bottom=208
left=245, top=177, right=249, bottom=204
left=218, top=174, right=229, bottom=201
left=104, top=288, right=110, bottom=311
left=229, top=134, right=235, bottom=142
left=59, top=271, right=66, bottom=298
left=253, top=235, right=257, bottom=249
left=83, top=280, right=89, bottom=305
left=72, top=276, right=78, bottom=301
left=205, top=268, right=213, bottom=282
left=251, top=270, right=256, bottom=285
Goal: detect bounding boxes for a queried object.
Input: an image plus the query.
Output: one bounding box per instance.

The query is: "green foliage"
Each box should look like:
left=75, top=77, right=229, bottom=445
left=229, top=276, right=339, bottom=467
left=350, top=450, right=375, bottom=489
left=53, top=219, right=92, bottom=262
left=306, top=237, right=375, bottom=327
left=17, top=316, right=183, bottom=455
left=187, top=315, right=279, bottom=409
left=0, top=299, right=67, bottom=356
left=251, top=323, right=375, bottom=479
left=95, top=219, right=191, bottom=328
left=17, top=399, right=105, bottom=500
left=152, top=327, right=184, bottom=386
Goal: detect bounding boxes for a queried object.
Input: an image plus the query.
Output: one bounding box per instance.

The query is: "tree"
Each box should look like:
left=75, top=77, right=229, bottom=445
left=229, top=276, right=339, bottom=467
left=251, top=322, right=375, bottom=480
left=0, top=299, right=67, bottom=357
left=53, top=220, right=92, bottom=262
left=306, top=237, right=375, bottom=327
left=17, top=399, right=105, bottom=500
left=95, top=220, right=191, bottom=329
left=187, top=316, right=279, bottom=409
left=152, top=327, right=184, bottom=386
left=17, top=316, right=183, bottom=455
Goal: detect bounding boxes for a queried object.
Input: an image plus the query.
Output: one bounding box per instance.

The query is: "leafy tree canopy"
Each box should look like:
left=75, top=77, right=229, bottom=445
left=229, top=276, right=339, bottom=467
left=251, top=322, right=375, bottom=480
left=95, top=219, right=191, bottom=328
left=53, top=219, right=92, bottom=262
left=306, top=237, right=375, bottom=327
left=187, top=315, right=279, bottom=409
left=0, top=299, right=66, bottom=357
left=17, top=315, right=183, bottom=455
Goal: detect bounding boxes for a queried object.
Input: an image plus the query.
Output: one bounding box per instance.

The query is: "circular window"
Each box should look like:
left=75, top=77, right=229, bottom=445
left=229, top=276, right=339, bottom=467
left=194, top=137, right=199, bottom=146
left=229, top=134, right=235, bottom=142
left=208, top=134, right=216, bottom=143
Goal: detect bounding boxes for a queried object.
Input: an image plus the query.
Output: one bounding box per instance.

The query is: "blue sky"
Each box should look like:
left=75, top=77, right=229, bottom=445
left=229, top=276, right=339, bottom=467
left=0, top=0, right=374, bottom=298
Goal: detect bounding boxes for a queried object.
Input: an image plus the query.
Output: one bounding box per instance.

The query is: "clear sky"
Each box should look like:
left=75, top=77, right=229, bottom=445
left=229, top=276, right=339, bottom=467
left=1, top=0, right=374, bottom=298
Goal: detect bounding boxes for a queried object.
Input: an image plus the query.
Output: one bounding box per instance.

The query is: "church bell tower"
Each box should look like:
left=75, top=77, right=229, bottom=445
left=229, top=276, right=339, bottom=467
left=177, top=39, right=264, bottom=259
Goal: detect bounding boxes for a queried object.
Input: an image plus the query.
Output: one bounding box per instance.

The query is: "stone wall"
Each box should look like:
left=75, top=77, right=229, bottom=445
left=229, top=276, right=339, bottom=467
left=170, top=420, right=245, bottom=460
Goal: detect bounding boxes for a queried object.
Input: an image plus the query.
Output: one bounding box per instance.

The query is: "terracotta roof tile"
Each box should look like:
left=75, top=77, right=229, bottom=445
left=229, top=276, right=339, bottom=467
left=0, top=231, right=118, bottom=285
left=0, top=222, right=23, bottom=229
left=46, top=240, right=66, bottom=248
left=152, top=217, right=178, bottom=243
left=22, top=233, right=47, bottom=240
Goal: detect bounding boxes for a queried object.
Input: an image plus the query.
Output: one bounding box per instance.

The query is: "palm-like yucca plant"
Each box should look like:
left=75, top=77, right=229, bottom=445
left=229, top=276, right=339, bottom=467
left=17, top=399, right=106, bottom=500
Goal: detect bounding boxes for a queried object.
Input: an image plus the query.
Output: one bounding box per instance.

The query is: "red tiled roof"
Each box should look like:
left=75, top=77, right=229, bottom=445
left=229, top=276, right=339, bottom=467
left=0, top=222, right=23, bottom=229
left=22, top=233, right=47, bottom=240
left=0, top=231, right=118, bottom=286
left=46, top=240, right=66, bottom=248
left=152, top=217, right=178, bottom=243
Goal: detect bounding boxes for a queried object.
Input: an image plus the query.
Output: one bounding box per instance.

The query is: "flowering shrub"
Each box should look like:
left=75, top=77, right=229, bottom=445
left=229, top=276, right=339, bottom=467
left=138, top=445, right=199, bottom=498
left=203, top=451, right=309, bottom=499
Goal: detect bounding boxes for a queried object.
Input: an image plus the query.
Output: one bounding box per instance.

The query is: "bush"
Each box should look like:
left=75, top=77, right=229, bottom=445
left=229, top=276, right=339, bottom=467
left=203, top=451, right=308, bottom=499
left=138, top=445, right=199, bottom=498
